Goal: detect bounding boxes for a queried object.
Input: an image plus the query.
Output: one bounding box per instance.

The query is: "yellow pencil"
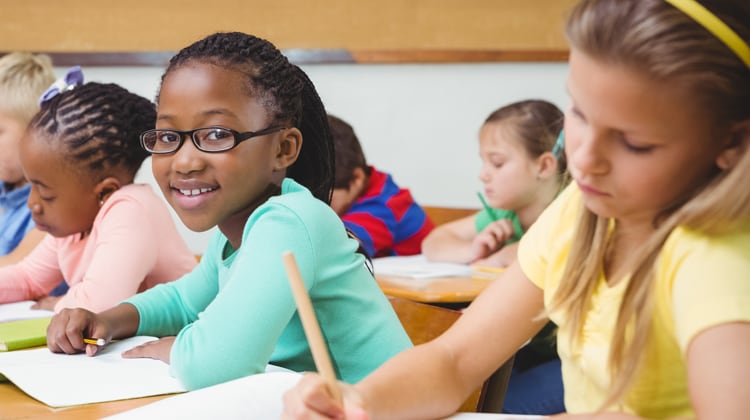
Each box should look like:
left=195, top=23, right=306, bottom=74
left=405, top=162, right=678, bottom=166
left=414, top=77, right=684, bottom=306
left=83, top=338, right=106, bottom=346
left=281, top=251, right=342, bottom=404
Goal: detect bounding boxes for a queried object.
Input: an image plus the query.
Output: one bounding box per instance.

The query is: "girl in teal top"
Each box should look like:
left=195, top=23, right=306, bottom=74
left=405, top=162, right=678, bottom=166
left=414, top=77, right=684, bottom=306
left=45, top=32, right=411, bottom=390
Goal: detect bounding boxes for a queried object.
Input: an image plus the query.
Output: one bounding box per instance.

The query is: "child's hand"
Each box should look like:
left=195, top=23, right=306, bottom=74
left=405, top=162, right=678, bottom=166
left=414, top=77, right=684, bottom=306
left=121, top=336, right=175, bottom=364
left=282, top=372, right=368, bottom=420
left=31, top=295, right=61, bottom=311
left=47, top=308, right=110, bottom=356
left=473, top=242, right=519, bottom=268
left=471, top=219, right=515, bottom=262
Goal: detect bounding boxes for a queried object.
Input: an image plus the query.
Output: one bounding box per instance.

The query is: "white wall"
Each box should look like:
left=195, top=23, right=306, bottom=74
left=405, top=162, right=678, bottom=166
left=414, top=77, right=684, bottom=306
left=64, top=62, right=569, bottom=253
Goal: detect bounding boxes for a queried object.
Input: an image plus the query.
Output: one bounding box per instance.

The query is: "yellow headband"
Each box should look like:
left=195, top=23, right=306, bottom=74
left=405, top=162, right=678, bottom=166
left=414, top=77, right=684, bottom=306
left=664, top=0, right=750, bottom=69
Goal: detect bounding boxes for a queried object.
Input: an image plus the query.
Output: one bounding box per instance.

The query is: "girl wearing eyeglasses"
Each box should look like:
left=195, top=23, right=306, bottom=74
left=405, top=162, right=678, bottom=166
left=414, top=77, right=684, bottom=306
left=0, top=78, right=196, bottom=312
left=46, top=32, right=412, bottom=391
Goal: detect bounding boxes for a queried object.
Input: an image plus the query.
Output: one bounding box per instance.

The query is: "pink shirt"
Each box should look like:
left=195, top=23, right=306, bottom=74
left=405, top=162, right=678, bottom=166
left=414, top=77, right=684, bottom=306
left=0, top=184, right=196, bottom=312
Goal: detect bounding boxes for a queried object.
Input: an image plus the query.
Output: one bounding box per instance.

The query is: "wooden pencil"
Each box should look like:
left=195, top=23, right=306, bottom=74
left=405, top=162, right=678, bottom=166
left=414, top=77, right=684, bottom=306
left=281, top=251, right=343, bottom=404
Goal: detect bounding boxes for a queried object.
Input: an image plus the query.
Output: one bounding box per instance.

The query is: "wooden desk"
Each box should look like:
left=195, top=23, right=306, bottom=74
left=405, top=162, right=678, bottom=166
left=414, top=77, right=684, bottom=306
left=0, top=382, right=172, bottom=419
left=376, top=272, right=495, bottom=303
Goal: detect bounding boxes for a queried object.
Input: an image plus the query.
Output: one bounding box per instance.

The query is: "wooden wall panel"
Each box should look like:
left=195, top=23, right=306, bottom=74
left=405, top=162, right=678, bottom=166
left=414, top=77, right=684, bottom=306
left=0, top=0, right=577, bottom=61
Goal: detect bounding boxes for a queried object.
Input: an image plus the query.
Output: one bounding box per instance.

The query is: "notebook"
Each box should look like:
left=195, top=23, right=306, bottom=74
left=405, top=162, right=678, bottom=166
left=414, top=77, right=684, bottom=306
left=105, top=372, right=545, bottom=420
left=373, top=255, right=473, bottom=279
left=103, top=368, right=299, bottom=419
left=0, top=301, right=54, bottom=323
left=0, top=317, right=51, bottom=351
left=0, top=336, right=187, bottom=407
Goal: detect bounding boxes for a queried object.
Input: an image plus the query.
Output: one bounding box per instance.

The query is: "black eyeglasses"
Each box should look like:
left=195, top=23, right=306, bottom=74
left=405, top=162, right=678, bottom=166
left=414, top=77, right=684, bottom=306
left=140, top=125, right=287, bottom=154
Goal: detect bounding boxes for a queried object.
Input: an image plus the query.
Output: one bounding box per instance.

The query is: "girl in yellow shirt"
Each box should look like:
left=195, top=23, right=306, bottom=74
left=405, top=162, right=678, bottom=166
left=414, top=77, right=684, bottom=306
left=282, top=0, right=750, bottom=418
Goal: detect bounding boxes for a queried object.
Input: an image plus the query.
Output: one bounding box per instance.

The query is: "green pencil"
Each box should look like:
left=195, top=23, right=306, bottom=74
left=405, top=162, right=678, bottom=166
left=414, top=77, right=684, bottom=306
left=477, top=192, right=498, bottom=222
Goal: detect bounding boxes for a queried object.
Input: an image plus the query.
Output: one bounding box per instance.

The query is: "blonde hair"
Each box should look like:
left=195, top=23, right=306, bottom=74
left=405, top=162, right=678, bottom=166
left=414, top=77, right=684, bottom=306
left=550, top=0, right=750, bottom=410
left=0, top=52, right=56, bottom=122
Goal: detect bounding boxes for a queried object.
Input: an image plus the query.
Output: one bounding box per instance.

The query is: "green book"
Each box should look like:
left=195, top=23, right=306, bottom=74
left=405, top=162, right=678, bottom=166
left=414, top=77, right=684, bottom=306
left=0, top=317, right=51, bottom=351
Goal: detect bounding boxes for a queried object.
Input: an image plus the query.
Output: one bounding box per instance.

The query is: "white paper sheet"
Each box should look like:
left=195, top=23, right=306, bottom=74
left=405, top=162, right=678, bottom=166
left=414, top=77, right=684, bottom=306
left=107, top=377, right=547, bottom=420
left=0, top=301, right=54, bottom=322
left=0, top=336, right=187, bottom=407
left=373, top=255, right=473, bottom=279
left=104, top=368, right=301, bottom=419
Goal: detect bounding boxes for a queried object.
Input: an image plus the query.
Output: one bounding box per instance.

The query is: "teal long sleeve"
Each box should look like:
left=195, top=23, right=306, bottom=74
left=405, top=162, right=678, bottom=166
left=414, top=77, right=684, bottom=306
left=125, top=179, right=412, bottom=390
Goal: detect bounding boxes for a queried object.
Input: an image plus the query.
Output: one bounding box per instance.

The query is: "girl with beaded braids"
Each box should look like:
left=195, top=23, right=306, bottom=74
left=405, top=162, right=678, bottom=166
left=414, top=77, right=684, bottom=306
left=0, top=74, right=196, bottom=313
left=46, top=32, right=411, bottom=391
left=283, top=0, right=750, bottom=418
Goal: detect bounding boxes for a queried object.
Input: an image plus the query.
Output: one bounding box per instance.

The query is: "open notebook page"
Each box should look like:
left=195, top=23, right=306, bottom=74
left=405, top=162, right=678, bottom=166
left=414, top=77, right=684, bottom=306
left=0, top=301, right=54, bottom=322
left=0, top=336, right=186, bottom=407
left=104, top=367, right=299, bottom=419
left=373, top=255, right=473, bottom=279
left=106, top=372, right=546, bottom=420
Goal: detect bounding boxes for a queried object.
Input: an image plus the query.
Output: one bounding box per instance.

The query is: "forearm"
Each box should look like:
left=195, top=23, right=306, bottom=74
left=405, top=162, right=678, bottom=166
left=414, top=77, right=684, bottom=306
left=99, top=303, right=141, bottom=340
left=0, top=229, right=46, bottom=267
left=357, top=341, right=478, bottom=419
left=421, top=232, right=474, bottom=263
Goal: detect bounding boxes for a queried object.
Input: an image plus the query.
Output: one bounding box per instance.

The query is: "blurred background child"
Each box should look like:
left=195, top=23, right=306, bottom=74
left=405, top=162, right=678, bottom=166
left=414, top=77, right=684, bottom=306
left=0, top=71, right=196, bottom=312
left=425, top=99, right=568, bottom=415
left=328, top=114, right=433, bottom=258
left=422, top=99, right=568, bottom=268
left=0, top=52, right=55, bottom=266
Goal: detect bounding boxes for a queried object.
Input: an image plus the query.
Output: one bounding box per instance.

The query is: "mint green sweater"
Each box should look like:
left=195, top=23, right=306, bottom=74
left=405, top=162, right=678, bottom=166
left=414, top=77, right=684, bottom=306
left=126, top=179, right=411, bottom=390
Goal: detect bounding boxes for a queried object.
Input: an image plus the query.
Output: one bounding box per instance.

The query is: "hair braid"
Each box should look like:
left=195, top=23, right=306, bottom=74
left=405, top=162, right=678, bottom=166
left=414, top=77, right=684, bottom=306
left=31, top=83, right=154, bottom=178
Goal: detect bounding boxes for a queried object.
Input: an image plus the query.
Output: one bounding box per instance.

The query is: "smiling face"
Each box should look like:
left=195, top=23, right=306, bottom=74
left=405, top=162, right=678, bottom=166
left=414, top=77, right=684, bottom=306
left=564, top=50, right=728, bottom=230
left=151, top=62, right=293, bottom=240
left=19, top=133, right=101, bottom=237
left=478, top=121, right=546, bottom=212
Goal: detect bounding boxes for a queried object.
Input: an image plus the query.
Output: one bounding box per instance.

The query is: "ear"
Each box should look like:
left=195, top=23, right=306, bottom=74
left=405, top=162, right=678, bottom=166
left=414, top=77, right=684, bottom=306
left=716, top=119, right=750, bottom=170
left=535, top=152, right=559, bottom=180
left=349, top=167, right=367, bottom=195
left=94, top=177, right=122, bottom=205
left=273, top=128, right=303, bottom=171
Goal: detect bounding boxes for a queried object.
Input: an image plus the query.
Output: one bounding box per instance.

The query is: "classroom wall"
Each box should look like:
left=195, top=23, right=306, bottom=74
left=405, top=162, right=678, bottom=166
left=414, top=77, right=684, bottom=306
left=22, top=0, right=574, bottom=253
left=74, top=62, right=569, bottom=253
left=3, top=0, right=576, bottom=52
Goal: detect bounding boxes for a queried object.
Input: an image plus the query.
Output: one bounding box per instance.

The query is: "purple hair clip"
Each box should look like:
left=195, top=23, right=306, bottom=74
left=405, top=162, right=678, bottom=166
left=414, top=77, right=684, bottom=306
left=38, top=66, right=84, bottom=106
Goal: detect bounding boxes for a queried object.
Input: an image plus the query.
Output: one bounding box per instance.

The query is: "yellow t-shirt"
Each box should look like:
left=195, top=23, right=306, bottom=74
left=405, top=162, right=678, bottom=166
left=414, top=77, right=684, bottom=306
left=518, top=183, right=750, bottom=418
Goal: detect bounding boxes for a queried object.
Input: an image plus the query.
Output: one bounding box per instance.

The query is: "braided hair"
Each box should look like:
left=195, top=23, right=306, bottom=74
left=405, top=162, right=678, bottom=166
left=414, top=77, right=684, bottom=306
left=161, top=32, right=334, bottom=204
left=30, top=82, right=154, bottom=179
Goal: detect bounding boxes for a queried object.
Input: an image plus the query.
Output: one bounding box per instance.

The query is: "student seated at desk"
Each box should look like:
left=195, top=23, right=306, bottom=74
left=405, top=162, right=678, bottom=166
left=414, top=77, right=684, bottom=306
left=46, top=32, right=412, bottom=391
left=421, top=99, right=568, bottom=269
left=0, top=53, right=54, bottom=268
left=328, top=114, right=434, bottom=258
left=283, top=0, right=750, bottom=418
left=0, top=70, right=196, bottom=313
left=424, top=99, right=568, bottom=415
left=0, top=52, right=69, bottom=298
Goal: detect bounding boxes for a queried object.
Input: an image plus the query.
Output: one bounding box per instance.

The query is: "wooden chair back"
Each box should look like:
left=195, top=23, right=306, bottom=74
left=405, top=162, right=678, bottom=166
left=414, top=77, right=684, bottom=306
left=423, top=206, right=478, bottom=227
left=388, top=297, right=513, bottom=413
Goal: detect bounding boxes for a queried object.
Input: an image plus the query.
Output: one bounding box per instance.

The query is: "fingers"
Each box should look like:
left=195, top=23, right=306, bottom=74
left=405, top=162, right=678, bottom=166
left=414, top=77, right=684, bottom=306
left=121, top=344, right=148, bottom=359
left=282, top=373, right=346, bottom=419
left=121, top=337, right=174, bottom=363
left=490, top=219, right=515, bottom=242
left=46, top=308, right=104, bottom=356
left=46, top=309, right=80, bottom=354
